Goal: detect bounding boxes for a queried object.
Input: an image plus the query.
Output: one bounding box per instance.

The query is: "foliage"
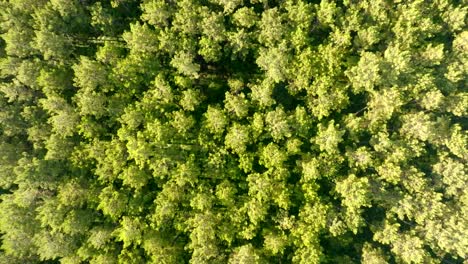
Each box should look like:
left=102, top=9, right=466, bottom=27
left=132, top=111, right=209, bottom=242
left=0, top=0, right=466, bottom=263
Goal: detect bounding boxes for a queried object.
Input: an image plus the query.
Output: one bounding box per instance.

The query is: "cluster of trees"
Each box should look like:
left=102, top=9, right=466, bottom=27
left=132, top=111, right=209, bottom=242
left=0, top=0, right=466, bottom=263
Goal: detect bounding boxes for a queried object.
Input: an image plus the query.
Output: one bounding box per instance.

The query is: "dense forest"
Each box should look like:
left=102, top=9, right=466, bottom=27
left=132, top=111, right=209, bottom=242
left=0, top=0, right=467, bottom=263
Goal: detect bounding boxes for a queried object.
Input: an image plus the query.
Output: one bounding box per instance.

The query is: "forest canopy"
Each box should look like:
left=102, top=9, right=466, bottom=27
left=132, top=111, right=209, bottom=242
left=0, top=0, right=467, bottom=263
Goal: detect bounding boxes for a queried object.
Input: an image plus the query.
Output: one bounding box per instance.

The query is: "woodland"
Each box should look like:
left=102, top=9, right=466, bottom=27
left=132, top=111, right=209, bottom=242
left=0, top=0, right=467, bottom=263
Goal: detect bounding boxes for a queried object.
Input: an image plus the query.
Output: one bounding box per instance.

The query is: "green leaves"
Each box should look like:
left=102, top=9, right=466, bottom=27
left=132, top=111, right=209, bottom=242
left=258, top=8, right=285, bottom=47
left=224, top=92, right=249, bottom=118
left=98, top=186, right=127, bottom=220
left=225, top=123, right=250, bottom=154
left=256, top=43, right=290, bottom=83
left=446, top=124, right=468, bottom=160
left=171, top=51, right=200, bottom=78
left=141, top=0, right=173, bottom=27
left=346, top=52, right=382, bottom=93
left=123, top=23, right=159, bottom=55
left=259, top=143, right=287, bottom=169
left=0, top=0, right=466, bottom=263
left=265, top=107, right=291, bottom=141
left=115, top=216, right=145, bottom=248
left=314, top=120, right=345, bottom=154
left=361, top=243, right=389, bottom=264
left=336, top=174, right=371, bottom=209
left=73, top=57, right=108, bottom=91
left=204, top=106, right=228, bottom=135
left=233, top=7, right=257, bottom=28
left=228, top=244, right=264, bottom=264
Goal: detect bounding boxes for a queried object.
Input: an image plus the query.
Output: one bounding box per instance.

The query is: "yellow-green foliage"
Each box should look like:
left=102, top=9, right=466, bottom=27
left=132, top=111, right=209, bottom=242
left=0, top=0, right=466, bottom=263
